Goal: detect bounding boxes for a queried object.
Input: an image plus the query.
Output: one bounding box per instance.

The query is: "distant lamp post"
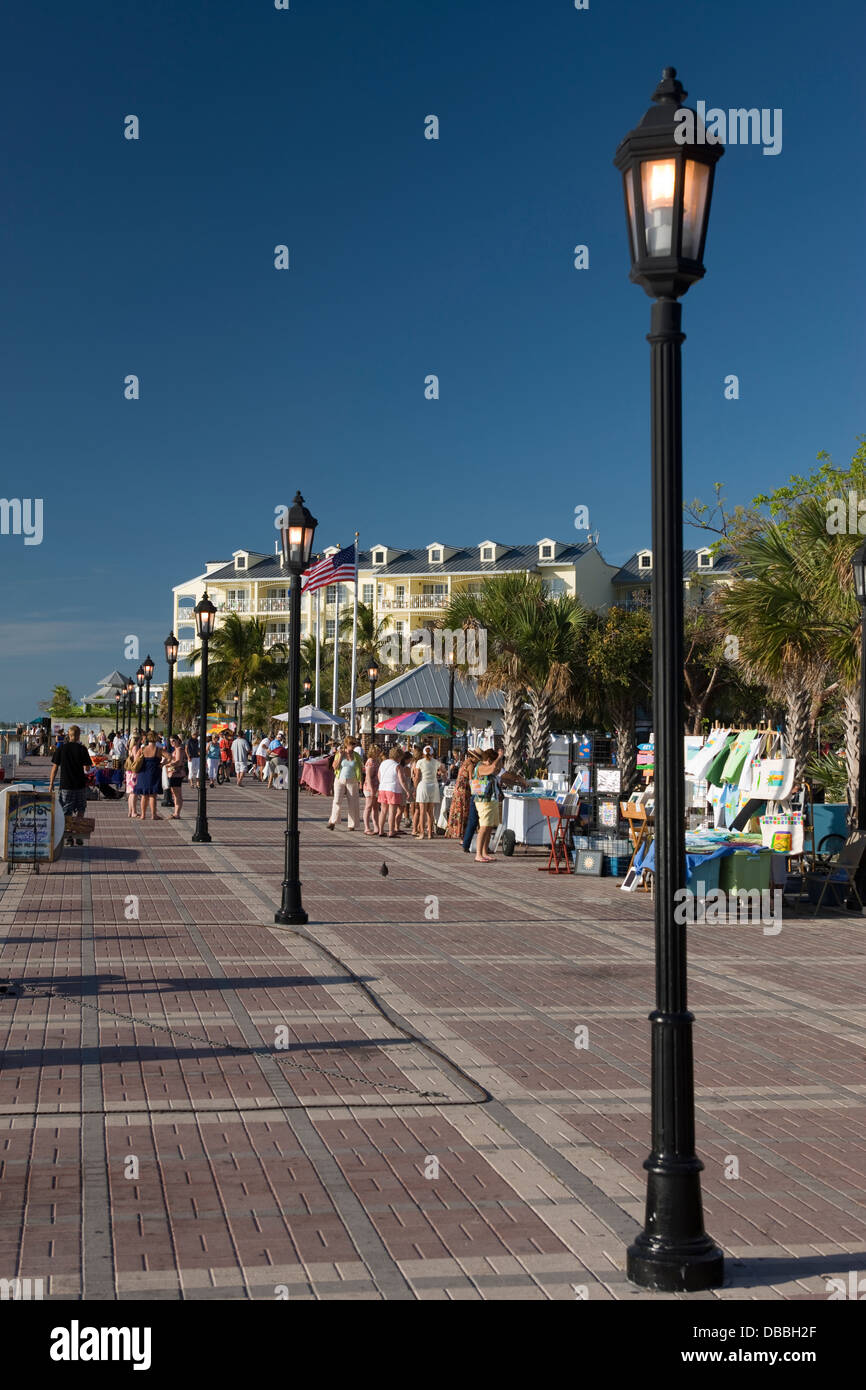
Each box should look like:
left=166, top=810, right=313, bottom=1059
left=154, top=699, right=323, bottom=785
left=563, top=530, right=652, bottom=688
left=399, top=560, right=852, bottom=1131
left=852, top=542, right=866, bottom=837
left=275, top=492, right=318, bottom=925
left=446, top=649, right=456, bottom=759
left=142, top=654, right=155, bottom=732
left=192, top=593, right=217, bottom=843
left=162, top=632, right=179, bottom=806
left=125, top=678, right=135, bottom=737
left=614, top=66, right=724, bottom=1293
left=368, top=658, right=379, bottom=746
left=114, top=690, right=121, bottom=732
left=136, top=665, right=145, bottom=736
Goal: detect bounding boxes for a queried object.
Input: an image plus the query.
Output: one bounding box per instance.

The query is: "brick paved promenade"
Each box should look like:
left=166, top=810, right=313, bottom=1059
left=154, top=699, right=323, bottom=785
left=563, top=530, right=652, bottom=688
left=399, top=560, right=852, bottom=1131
left=1, top=759, right=865, bottom=1301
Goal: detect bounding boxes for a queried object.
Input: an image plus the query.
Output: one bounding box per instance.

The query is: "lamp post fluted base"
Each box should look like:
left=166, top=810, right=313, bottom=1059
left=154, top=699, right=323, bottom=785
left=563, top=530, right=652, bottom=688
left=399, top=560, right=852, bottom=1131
left=274, top=881, right=307, bottom=926
left=627, top=1218, right=724, bottom=1292
left=191, top=825, right=212, bottom=844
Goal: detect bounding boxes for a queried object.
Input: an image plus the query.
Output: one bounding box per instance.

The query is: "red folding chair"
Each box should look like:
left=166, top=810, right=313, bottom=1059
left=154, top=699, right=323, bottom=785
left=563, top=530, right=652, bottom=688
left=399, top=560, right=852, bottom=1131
left=538, top=798, right=571, bottom=874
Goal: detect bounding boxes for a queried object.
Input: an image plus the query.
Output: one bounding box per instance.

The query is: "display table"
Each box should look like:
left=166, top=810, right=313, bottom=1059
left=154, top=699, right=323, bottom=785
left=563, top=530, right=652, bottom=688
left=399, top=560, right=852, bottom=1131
left=301, top=757, right=334, bottom=797
left=501, top=793, right=555, bottom=847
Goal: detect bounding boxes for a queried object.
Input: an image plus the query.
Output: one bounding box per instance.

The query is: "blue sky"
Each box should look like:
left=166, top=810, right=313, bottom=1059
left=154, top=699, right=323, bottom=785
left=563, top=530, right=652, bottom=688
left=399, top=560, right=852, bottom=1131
left=1, top=0, right=863, bottom=718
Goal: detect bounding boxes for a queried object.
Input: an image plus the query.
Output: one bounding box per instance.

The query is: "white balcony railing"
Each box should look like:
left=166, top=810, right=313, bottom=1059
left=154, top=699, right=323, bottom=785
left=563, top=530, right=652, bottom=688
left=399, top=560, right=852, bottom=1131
left=177, top=639, right=194, bottom=656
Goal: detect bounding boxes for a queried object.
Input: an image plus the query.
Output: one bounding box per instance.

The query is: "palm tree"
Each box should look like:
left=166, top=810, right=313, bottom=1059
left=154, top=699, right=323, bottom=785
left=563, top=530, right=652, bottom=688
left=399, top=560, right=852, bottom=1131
left=585, top=606, right=653, bottom=794
left=719, top=501, right=840, bottom=787
left=157, top=675, right=200, bottom=734
left=190, top=613, right=277, bottom=733
left=339, top=602, right=390, bottom=669
left=517, top=591, right=590, bottom=765
left=444, top=573, right=549, bottom=770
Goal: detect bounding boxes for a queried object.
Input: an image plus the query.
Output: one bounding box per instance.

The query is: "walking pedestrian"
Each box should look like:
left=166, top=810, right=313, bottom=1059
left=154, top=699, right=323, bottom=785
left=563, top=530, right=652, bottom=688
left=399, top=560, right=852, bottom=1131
left=231, top=729, right=251, bottom=786
left=166, top=736, right=187, bottom=818
left=363, top=744, right=381, bottom=835
left=205, top=734, right=221, bottom=788
left=124, top=740, right=142, bottom=818
left=327, top=737, right=362, bottom=830
left=254, top=735, right=270, bottom=781
left=377, top=748, right=404, bottom=837
left=447, top=749, right=481, bottom=841
left=185, top=731, right=200, bottom=788
left=470, top=748, right=503, bottom=863
left=414, top=745, right=444, bottom=839
left=48, top=725, right=93, bottom=845
left=134, top=735, right=164, bottom=820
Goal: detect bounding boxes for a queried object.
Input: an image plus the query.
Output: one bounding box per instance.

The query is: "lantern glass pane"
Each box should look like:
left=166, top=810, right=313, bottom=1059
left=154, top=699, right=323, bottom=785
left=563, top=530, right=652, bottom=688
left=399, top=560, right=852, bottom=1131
left=853, top=554, right=866, bottom=605
left=682, top=160, right=710, bottom=259
left=641, top=159, right=676, bottom=256
left=624, top=170, right=639, bottom=261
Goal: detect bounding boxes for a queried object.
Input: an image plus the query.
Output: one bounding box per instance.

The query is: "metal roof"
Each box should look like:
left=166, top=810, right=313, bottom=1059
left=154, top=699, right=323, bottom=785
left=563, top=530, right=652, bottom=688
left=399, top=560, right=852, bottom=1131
left=95, top=670, right=133, bottom=689
left=612, top=549, right=737, bottom=587
left=202, top=541, right=596, bottom=585
left=349, top=660, right=503, bottom=713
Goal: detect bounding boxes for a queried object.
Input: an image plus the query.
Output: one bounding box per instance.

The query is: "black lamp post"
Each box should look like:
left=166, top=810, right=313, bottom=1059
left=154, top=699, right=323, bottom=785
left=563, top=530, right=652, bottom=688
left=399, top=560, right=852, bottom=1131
left=114, top=690, right=121, bottom=734
left=192, top=593, right=217, bottom=843
left=446, top=650, right=456, bottom=760
left=614, top=67, right=724, bottom=1293
left=368, top=659, right=379, bottom=748
left=142, top=654, right=155, bottom=733
left=125, top=678, right=135, bottom=737
left=136, top=665, right=145, bottom=737
left=275, top=492, right=317, bottom=925
left=851, top=543, right=866, bottom=848
left=302, top=677, right=312, bottom=756
left=162, top=633, right=179, bottom=805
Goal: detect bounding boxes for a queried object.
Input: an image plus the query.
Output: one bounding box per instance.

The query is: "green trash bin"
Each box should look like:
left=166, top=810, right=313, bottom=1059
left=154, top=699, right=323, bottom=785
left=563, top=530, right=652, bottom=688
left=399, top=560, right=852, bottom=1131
left=718, top=848, right=771, bottom=895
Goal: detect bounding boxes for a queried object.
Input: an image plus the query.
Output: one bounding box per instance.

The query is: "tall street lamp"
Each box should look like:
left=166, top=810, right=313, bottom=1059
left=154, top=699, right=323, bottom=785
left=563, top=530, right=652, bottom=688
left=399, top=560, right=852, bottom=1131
left=114, top=690, right=121, bottom=734
left=125, top=678, right=135, bottom=737
left=162, top=632, right=179, bottom=807
left=232, top=690, right=239, bottom=730
left=614, top=66, right=724, bottom=1293
left=136, top=665, right=145, bottom=737
left=142, top=654, right=155, bottom=732
left=446, top=649, right=456, bottom=760
left=275, top=492, right=317, bottom=925
left=192, top=593, right=217, bottom=843
left=368, top=658, right=379, bottom=748
left=851, top=544, right=866, bottom=893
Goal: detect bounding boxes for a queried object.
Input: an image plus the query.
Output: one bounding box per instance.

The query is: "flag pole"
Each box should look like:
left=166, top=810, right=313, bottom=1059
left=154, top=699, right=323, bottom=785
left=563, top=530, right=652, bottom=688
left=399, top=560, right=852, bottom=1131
left=314, top=587, right=321, bottom=750
left=331, top=559, right=340, bottom=724
left=350, top=532, right=359, bottom=739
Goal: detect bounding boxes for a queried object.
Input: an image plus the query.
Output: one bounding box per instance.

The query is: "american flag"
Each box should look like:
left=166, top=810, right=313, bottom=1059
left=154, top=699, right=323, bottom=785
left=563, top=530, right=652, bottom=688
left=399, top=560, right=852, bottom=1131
left=301, top=543, right=357, bottom=595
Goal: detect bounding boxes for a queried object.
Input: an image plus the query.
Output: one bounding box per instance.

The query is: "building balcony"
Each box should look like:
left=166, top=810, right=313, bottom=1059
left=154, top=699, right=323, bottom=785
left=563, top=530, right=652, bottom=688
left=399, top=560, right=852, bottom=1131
left=378, top=594, right=450, bottom=612
left=177, top=639, right=194, bottom=656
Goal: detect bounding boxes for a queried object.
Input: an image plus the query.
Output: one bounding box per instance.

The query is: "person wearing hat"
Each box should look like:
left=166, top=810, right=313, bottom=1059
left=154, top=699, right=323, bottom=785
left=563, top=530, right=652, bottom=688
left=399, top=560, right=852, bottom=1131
left=413, top=745, right=444, bottom=839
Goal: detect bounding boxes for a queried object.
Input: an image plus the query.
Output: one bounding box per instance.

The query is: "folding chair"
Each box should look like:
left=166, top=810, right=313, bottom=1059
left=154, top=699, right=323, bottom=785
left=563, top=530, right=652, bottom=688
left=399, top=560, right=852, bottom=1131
left=801, top=830, right=866, bottom=916
left=537, top=798, right=571, bottom=874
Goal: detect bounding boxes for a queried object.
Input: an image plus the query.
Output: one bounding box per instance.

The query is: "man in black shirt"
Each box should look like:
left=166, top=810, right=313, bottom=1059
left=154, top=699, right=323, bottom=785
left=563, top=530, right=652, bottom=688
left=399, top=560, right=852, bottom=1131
left=48, top=725, right=92, bottom=845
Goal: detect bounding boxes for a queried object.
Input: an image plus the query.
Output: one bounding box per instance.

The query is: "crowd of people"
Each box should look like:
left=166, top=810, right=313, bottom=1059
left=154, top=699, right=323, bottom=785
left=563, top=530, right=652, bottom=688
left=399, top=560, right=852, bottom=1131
left=320, top=738, right=525, bottom=863
left=45, top=723, right=524, bottom=862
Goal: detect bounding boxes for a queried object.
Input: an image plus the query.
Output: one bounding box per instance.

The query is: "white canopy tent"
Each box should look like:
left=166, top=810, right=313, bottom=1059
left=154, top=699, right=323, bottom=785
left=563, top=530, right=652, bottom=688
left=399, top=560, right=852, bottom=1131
left=274, top=704, right=345, bottom=726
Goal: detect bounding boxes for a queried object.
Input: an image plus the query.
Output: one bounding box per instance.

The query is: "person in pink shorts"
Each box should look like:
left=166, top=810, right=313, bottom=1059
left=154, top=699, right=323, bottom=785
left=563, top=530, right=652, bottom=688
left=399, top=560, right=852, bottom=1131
left=377, top=748, right=404, bottom=837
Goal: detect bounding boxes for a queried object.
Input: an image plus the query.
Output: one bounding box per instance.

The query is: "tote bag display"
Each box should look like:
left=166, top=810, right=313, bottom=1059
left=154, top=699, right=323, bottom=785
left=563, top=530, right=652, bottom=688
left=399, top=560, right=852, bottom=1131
left=752, top=755, right=795, bottom=802
left=719, top=730, right=758, bottom=785
left=685, top=728, right=730, bottom=781
left=760, top=811, right=804, bottom=854
left=738, top=733, right=768, bottom=794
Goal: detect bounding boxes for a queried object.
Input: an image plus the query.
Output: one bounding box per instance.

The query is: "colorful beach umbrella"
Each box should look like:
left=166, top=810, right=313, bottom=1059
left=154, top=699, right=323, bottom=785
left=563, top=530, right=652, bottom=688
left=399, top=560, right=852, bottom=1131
left=375, top=710, right=451, bottom=735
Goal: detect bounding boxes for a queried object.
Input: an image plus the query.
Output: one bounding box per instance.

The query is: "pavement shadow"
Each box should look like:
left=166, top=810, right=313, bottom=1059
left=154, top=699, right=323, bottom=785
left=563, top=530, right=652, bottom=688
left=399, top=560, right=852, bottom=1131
left=1, top=1038, right=416, bottom=1067
left=22, top=972, right=375, bottom=998
left=726, top=1250, right=866, bottom=1289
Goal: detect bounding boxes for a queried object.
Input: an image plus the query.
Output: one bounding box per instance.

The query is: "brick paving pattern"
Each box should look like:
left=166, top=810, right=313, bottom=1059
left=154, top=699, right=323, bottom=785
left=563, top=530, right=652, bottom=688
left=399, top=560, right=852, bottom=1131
left=1, top=758, right=865, bottom=1300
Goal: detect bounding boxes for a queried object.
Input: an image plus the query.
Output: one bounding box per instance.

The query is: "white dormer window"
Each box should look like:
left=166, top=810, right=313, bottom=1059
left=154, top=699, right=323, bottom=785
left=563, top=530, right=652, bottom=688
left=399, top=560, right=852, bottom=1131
left=537, top=538, right=560, bottom=563
left=373, top=550, right=386, bottom=566
left=638, top=552, right=652, bottom=570
left=697, top=550, right=713, bottom=568
left=430, top=549, right=442, bottom=564
left=235, top=555, right=247, bottom=570
left=481, top=546, right=495, bottom=562
left=540, top=544, right=553, bottom=559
